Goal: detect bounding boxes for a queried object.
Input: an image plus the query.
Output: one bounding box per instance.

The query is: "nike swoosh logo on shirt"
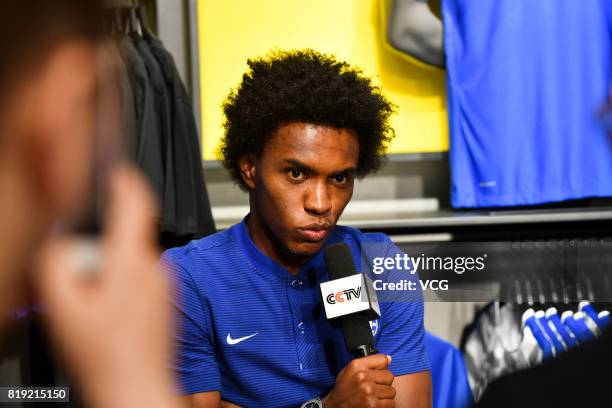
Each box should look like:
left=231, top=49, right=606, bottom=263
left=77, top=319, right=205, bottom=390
left=226, top=332, right=258, bottom=345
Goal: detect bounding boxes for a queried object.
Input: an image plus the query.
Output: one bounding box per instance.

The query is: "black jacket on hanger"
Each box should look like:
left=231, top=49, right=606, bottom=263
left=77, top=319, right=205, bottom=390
left=477, top=327, right=612, bottom=407
left=148, top=37, right=216, bottom=242
left=120, top=37, right=164, bottom=204
left=134, top=35, right=177, bottom=234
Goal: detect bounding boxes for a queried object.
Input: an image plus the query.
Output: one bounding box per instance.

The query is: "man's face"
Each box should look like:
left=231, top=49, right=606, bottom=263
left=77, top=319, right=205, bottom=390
left=249, top=122, right=359, bottom=257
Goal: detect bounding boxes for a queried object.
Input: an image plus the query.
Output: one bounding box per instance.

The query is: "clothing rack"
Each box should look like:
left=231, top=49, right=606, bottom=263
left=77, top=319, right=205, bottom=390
left=105, top=0, right=157, bottom=40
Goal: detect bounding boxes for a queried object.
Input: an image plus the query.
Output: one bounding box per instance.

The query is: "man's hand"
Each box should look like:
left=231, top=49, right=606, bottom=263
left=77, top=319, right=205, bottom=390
left=37, top=165, right=179, bottom=408
left=323, top=354, right=396, bottom=408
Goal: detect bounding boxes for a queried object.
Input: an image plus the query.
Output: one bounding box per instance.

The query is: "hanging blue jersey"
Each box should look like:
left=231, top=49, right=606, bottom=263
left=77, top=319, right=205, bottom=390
left=162, top=218, right=429, bottom=407
left=443, top=0, right=612, bottom=208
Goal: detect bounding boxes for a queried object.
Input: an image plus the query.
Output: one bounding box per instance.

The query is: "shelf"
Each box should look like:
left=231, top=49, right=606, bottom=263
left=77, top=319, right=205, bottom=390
left=343, top=207, right=612, bottom=230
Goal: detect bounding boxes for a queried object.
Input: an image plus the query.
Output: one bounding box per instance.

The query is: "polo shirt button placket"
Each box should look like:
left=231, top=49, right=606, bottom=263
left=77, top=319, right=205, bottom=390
left=290, top=279, right=304, bottom=288
left=288, top=278, right=307, bottom=372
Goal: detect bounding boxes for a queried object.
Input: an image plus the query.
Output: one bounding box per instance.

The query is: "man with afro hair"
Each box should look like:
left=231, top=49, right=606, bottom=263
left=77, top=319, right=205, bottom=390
left=164, top=49, right=431, bottom=408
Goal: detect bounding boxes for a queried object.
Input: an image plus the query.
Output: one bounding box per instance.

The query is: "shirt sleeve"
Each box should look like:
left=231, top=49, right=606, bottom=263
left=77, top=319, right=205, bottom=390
left=162, top=253, right=221, bottom=394
left=364, top=235, right=430, bottom=376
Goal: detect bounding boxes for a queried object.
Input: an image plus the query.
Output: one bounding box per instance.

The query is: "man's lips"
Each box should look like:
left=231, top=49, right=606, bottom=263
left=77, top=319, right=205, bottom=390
left=298, top=224, right=332, bottom=242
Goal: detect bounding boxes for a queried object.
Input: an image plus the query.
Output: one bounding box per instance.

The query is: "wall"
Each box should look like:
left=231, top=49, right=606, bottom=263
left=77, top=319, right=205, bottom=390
left=196, top=0, right=449, bottom=160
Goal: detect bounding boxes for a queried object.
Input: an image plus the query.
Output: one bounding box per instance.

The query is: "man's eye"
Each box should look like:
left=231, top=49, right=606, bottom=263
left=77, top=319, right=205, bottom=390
left=288, top=169, right=304, bottom=180
left=333, top=175, right=348, bottom=184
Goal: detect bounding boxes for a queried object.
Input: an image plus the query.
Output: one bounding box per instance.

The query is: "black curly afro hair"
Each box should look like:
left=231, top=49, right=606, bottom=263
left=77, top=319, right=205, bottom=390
left=218, top=49, right=396, bottom=190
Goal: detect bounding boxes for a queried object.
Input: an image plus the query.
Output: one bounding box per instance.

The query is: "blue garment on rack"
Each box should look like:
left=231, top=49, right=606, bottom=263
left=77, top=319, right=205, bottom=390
left=547, top=309, right=578, bottom=349
left=425, top=332, right=474, bottom=408
left=564, top=313, right=597, bottom=343
left=443, top=0, right=612, bottom=208
left=580, top=302, right=610, bottom=331
left=523, top=312, right=554, bottom=360
left=598, top=312, right=611, bottom=328
left=536, top=312, right=565, bottom=354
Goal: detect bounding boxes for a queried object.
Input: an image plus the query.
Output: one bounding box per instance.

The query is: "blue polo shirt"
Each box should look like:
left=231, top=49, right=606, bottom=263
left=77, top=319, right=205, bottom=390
left=162, top=218, right=429, bottom=407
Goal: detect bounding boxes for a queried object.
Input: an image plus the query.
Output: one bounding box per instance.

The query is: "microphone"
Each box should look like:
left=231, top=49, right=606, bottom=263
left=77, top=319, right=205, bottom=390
left=321, top=243, right=380, bottom=357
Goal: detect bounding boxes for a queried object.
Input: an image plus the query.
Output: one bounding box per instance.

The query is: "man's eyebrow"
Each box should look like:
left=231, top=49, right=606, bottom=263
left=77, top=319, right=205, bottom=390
left=283, top=159, right=357, bottom=176
left=335, top=167, right=358, bottom=176
left=283, top=159, right=315, bottom=173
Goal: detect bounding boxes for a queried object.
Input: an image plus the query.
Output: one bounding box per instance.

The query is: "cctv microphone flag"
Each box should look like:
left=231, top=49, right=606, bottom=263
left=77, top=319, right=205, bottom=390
left=320, top=273, right=380, bottom=320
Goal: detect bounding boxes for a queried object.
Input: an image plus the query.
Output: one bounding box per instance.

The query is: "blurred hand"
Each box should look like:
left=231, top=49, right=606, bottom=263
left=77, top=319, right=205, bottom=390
left=37, top=165, right=179, bottom=408
left=323, top=354, right=396, bottom=408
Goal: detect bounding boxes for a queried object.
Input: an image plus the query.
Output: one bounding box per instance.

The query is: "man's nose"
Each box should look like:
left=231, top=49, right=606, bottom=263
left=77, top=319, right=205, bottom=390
left=304, top=181, right=332, bottom=216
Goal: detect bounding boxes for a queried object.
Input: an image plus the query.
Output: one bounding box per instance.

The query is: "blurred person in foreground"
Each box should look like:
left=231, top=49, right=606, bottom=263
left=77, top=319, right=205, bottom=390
left=0, top=1, right=179, bottom=407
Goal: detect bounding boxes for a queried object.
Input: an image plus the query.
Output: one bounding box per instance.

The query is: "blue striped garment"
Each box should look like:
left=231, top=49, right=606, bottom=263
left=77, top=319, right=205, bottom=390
left=163, top=218, right=429, bottom=407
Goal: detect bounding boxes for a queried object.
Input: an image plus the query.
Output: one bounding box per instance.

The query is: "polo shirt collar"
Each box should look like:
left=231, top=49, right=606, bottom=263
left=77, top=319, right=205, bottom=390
left=233, top=216, right=342, bottom=282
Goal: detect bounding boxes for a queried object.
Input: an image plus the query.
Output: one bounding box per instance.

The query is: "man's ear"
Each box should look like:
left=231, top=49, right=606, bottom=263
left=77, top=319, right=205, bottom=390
left=238, top=155, right=257, bottom=189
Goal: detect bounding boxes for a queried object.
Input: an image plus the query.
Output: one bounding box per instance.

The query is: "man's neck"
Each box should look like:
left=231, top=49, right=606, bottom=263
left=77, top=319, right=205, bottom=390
left=245, top=213, right=309, bottom=276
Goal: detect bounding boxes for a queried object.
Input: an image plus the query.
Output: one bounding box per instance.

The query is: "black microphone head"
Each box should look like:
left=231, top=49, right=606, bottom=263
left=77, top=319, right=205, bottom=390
left=324, top=243, right=357, bottom=280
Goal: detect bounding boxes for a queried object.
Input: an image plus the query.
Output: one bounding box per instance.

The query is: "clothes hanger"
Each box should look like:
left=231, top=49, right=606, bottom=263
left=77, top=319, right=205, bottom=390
left=137, top=5, right=155, bottom=41
left=114, top=8, right=126, bottom=36
left=115, top=7, right=131, bottom=37
left=129, top=7, right=142, bottom=37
